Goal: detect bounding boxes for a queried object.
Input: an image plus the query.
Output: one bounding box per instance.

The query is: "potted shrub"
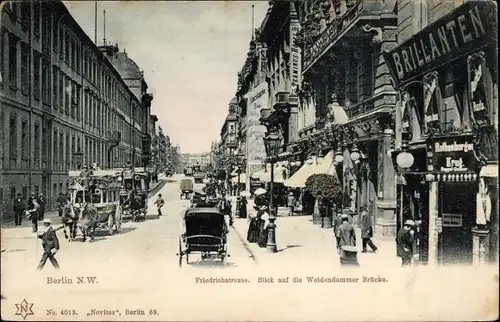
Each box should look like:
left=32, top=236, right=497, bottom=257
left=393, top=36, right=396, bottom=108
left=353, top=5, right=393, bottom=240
left=305, top=173, right=342, bottom=228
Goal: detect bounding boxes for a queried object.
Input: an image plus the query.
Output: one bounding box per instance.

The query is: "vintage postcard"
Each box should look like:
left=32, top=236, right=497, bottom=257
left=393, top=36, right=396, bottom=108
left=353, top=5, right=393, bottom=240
left=0, top=0, right=498, bottom=321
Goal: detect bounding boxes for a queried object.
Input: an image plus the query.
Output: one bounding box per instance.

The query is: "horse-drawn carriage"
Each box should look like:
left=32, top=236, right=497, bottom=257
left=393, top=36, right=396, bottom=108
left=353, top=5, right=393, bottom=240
left=176, top=207, right=229, bottom=267
left=121, top=168, right=149, bottom=222
left=66, top=169, right=123, bottom=241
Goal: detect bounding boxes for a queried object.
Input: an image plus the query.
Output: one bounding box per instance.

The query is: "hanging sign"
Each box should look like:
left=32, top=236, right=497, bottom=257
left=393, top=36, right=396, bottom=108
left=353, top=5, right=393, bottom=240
left=442, top=213, right=463, bottom=227
left=429, top=135, right=477, bottom=175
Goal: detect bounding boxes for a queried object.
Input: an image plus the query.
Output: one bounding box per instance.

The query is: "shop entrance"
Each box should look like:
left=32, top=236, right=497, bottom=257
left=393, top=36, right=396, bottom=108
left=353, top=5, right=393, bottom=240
left=438, top=182, right=476, bottom=265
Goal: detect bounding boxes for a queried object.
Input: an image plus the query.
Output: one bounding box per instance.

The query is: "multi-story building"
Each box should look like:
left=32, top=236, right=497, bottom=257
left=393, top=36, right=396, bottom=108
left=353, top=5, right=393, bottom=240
left=0, top=1, right=153, bottom=216
left=284, top=0, right=399, bottom=236
left=386, top=0, right=498, bottom=265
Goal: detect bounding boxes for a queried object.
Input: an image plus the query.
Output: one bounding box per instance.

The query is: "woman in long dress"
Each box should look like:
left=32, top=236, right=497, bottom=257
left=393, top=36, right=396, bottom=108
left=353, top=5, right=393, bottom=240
left=246, top=205, right=260, bottom=243
left=239, top=196, right=248, bottom=219
left=258, top=206, right=270, bottom=248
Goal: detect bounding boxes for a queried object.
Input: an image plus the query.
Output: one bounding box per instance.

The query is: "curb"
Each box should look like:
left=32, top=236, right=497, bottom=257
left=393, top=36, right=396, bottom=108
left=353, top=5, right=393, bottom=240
left=230, top=222, right=259, bottom=265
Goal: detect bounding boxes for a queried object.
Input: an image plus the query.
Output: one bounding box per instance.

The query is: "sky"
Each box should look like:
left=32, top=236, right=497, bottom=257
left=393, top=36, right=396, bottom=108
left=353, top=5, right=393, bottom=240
left=65, top=1, right=268, bottom=154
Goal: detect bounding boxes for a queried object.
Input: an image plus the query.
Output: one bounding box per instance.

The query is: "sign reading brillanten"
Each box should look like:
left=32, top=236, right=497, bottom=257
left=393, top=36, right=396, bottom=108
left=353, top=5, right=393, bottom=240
left=384, top=1, right=497, bottom=87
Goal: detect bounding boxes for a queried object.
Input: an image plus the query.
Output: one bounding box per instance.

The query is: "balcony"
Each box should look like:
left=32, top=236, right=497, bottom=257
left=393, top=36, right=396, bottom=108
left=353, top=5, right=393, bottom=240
left=302, top=0, right=389, bottom=72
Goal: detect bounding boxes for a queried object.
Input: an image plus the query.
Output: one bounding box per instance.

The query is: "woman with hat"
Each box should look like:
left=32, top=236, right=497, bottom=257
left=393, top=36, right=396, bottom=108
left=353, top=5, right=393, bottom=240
left=396, top=219, right=416, bottom=267
left=257, top=205, right=270, bottom=248
left=246, top=204, right=260, bottom=243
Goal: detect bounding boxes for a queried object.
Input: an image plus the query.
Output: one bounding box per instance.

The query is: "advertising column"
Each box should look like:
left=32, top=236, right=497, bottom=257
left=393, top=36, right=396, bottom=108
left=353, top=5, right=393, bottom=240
left=244, top=82, right=269, bottom=194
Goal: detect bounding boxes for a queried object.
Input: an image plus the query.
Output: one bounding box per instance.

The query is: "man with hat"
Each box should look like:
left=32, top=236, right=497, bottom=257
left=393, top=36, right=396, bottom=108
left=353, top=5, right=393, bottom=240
left=26, top=192, right=40, bottom=233
left=287, top=192, right=296, bottom=216
left=37, top=219, right=60, bottom=270
left=332, top=208, right=343, bottom=254
left=396, top=219, right=416, bottom=267
left=360, top=207, right=377, bottom=253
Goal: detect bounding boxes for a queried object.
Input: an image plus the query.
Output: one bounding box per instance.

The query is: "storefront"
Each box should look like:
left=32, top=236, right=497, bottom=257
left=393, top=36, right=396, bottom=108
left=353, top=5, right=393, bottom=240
left=385, top=1, right=498, bottom=265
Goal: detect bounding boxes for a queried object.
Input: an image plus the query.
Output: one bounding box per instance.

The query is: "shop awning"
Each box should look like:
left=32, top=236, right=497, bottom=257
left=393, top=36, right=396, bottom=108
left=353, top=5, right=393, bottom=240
left=260, top=163, right=288, bottom=183
left=231, top=173, right=247, bottom=183
left=283, top=151, right=337, bottom=188
left=251, top=164, right=271, bottom=181
left=480, top=164, right=498, bottom=178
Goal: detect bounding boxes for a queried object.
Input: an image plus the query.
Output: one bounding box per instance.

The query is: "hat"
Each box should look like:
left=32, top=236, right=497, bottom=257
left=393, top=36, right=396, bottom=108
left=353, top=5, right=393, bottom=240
left=404, top=219, right=416, bottom=226
left=341, top=214, right=349, bottom=219
left=43, top=219, right=52, bottom=224
left=259, top=205, right=267, bottom=210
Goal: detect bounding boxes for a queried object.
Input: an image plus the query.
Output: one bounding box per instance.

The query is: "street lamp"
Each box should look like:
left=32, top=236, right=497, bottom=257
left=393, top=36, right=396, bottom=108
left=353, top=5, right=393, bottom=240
left=396, top=134, right=414, bottom=230
left=334, top=147, right=344, bottom=163
left=263, top=131, right=281, bottom=253
left=236, top=149, right=245, bottom=196
left=74, top=149, right=84, bottom=170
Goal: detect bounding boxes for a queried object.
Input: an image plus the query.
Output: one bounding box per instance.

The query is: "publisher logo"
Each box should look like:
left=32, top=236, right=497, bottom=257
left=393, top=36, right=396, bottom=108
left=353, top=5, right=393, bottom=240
left=15, top=299, right=34, bottom=320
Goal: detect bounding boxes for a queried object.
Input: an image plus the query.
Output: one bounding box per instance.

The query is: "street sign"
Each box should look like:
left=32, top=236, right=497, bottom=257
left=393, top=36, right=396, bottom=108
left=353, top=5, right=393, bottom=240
left=443, top=213, right=463, bottom=227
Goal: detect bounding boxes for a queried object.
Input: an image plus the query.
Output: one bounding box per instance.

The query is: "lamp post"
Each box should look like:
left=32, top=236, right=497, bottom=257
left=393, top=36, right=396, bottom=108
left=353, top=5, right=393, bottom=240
left=263, top=132, right=281, bottom=253
left=236, top=150, right=245, bottom=196
left=395, top=135, right=414, bottom=230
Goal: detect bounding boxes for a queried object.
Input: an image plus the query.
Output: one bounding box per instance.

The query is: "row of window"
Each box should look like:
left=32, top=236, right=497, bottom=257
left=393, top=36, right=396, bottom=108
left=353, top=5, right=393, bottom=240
left=1, top=6, right=144, bottom=127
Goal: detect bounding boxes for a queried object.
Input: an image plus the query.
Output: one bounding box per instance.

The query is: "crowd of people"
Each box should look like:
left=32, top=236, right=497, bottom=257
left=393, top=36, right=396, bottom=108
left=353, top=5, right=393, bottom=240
left=12, top=192, right=57, bottom=232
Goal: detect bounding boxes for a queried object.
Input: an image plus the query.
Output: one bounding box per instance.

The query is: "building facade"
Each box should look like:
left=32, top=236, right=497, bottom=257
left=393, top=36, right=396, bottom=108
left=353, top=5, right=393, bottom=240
left=385, top=0, right=498, bottom=265
left=287, top=0, right=399, bottom=236
left=0, top=1, right=153, bottom=216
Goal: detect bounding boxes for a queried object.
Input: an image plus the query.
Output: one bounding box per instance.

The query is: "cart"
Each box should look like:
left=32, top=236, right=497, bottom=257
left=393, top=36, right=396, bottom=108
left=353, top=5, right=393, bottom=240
left=180, top=179, right=194, bottom=200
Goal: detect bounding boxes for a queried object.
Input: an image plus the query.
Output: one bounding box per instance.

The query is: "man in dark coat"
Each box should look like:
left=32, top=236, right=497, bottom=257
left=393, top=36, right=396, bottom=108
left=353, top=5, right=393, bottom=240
left=338, top=215, right=356, bottom=247
left=57, top=193, right=67, bottom=217
left=13, top=193, right=25, bottom=226
left=332, top=208, right=343, bottom=254
left=37, top=219, right=60, bottom=270
left=38, top=193, right=46, bottom=220
left=360, top=208, right=377, bottom=253
left=396, top=219, right=415, bottom=267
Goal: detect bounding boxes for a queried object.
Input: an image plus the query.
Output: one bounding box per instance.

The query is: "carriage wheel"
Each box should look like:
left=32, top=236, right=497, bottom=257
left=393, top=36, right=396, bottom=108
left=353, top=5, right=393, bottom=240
left=178, top=238, right=183, bottom=267
left=107, top=215, right=114, bottom=236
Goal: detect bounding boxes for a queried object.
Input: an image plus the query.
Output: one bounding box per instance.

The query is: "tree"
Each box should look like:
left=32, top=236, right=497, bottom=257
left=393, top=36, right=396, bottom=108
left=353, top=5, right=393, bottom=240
left=305, top=173, right=342, bottom=220
left=305, top=173, right=342, bottom=204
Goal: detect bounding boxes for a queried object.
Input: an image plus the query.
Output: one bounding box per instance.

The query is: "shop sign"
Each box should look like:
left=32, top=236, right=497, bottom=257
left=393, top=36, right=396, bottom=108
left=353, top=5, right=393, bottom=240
left=435, top=217, right=443, bottom=233
left=430, top=136, right=476, bottom=174
left=384, top=1, right=496, bottom=87
left=442, top=213, right=463, bottom=227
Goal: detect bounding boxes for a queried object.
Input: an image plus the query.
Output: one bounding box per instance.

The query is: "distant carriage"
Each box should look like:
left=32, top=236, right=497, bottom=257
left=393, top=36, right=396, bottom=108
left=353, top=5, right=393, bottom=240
left=180, top=179, right=194, bottom=200
left=120, top=168, right=149, bottom=222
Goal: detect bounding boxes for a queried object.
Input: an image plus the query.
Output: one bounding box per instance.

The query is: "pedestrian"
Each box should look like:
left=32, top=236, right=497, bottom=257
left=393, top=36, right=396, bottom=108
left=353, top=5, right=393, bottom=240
left=57, top=193, right=67, bottom=217
left=13, top=193, right=26, bottom=226
left=338, top=214, right=356, bottom=247
left=26, top=193, right=40, bottom=233
left=333, top=208, right=343, bottom=254
left=37, top=219, right=60, bottom=270
left=287, top=192, right=295, bottom=216
left=246, top=206, right=260, bottom=243
left=154, top=194, right=165, bottom=216
left=360, top=207, right=377, bottom=253
left=396, top=219, right=415, bottom=267
left=38, top=193, right=46, bottom=221
left=257, top=205, right=270, bottom=248
left=239, top=195, right=248, bottom=219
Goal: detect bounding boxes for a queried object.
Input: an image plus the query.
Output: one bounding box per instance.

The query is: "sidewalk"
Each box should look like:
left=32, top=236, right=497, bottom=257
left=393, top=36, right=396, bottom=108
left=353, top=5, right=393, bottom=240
left=1, top=179, right=167, bottom=230
left=231, top=196, right=401, bottom=269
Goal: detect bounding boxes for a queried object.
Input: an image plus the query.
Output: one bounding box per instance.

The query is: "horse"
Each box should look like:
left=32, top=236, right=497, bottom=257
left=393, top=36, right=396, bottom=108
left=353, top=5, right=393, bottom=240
left=129, top=195, right=144, bottom=222
left=77, top=204, right=99, bottom=242
left=61, top=204, right=79, bottom=242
